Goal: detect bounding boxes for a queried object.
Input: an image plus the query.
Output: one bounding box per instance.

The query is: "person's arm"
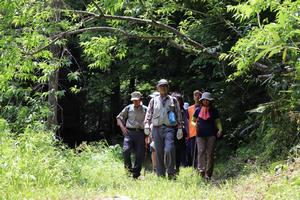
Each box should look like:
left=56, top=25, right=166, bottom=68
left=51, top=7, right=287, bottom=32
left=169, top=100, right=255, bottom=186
left=214, top=109, right=223, bottom=138
left=191, top=108, right=199, bottom=126
left=144, top=98, right=154, bottom=135
left=116, top=106, right=129, bottom=135
left=174, top=99, right=183, bottom=129
left=144, top=98, right=154, bottom=127
left=215, top=118, right=223, bottom=138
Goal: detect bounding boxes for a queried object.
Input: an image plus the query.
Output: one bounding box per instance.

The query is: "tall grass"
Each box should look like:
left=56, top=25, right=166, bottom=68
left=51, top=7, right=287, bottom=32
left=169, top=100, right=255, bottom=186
left=1, top=118, right=299, bottom=199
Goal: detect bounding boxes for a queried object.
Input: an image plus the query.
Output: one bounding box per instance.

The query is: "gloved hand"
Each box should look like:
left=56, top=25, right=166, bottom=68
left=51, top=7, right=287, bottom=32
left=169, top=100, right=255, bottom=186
left=144, top=128, right=150, bottom=136
left=144, top=123, right=150, bottom=135
left=176, top=128, right=183, bottom=140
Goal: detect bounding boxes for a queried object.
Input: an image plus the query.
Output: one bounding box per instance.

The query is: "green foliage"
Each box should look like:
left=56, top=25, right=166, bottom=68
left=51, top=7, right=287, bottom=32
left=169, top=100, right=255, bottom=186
left=0, top=3, right=299, bottom=199
left=0, top=0, right=70, bottom=132
left=81, top=36, right=127, bottom=70
left=1, top=122, right=299, bottom=199
left=88, top=0, right=124, bottom=15
left=226, top=0, right=300, bottom=78
left=0, top=121, right=125, bottom=199
left=221, top=0, right=300, bottom=163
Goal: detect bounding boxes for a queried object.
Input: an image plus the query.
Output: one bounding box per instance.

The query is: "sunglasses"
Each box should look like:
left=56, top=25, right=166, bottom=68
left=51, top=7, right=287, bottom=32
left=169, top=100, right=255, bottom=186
left=159, top=84, right=168, bottom=87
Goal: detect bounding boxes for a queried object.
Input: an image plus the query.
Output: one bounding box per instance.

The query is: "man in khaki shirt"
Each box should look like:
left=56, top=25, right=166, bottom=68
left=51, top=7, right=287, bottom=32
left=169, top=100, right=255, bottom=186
left=116, top=91, right=147, bottom=179
left=144, top=79, right=183, bottom=178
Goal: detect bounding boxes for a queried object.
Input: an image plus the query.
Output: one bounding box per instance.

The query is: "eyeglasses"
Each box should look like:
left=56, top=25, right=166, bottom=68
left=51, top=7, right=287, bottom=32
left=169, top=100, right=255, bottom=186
left=159, top=84, right=168, bottom=87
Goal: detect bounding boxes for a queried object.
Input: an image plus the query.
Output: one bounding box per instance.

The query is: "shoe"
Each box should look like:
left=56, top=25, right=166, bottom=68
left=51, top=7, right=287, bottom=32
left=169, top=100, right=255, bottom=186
left=168, top=174, right=176, bottom=180
left=198, top=170, right=205, bottom=177
left=204, top=175, right=211, bottom=181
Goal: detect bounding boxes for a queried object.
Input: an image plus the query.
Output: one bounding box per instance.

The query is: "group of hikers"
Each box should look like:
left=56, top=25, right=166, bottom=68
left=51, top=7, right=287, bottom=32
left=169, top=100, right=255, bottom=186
left=116, top=79, right=223, bottom=181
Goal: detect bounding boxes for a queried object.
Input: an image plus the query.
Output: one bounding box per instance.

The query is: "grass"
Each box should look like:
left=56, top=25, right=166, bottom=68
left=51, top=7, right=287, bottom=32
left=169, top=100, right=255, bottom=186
left=0, top=120, right=299, bottom=199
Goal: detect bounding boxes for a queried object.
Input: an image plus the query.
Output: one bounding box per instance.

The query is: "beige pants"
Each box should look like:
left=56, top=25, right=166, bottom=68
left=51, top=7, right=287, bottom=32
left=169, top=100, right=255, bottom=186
left=196, top=136, right=216, bottom=178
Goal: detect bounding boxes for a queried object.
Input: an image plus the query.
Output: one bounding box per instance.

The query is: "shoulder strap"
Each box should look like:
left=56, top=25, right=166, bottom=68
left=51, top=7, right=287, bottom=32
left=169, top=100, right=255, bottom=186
left=126, top=104, right=132, bottom=112
left=142, top=105, right=147, bottom=113
left=168, top=95, right=176, bottom=105
left=153, top=96, right=159, bottom=105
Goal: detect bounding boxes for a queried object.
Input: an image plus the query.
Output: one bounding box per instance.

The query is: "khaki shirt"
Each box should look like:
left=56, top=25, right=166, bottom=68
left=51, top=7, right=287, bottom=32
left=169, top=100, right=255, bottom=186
left=116, top=104, right=147, bottom=129
left=144, top=95, right=182, bottom=127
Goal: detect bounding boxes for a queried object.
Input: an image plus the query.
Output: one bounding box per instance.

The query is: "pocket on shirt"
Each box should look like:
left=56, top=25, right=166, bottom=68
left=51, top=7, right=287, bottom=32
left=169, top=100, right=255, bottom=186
left=152, top=115, right=160, bottom=126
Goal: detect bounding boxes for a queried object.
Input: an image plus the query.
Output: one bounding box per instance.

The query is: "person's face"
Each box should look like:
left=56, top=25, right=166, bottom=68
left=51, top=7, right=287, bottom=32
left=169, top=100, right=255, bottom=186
left=194, top=92, right=201, bottom=103
left=202, top=99, right=210, bottom=107
left=157, top=84, right=169, bottom=95
left=132, top=100, right=141, bottom=106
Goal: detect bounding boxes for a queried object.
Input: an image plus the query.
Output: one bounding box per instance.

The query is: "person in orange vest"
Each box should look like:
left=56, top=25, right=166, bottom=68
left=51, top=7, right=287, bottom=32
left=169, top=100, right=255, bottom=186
left=186, top=90, right=202, bottom=167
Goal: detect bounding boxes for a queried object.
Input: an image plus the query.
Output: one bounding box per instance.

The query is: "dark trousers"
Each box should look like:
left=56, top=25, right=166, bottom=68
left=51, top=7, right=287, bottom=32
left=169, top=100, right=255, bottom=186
left=152, top=125, right=176, bottom=177
left=196, top=136, right=216, bottom=178
left=186, top=136, right=197, bottom=168
left=123, top=130, right=145, bottom=178
left=175, top=136, right=187, bottom=173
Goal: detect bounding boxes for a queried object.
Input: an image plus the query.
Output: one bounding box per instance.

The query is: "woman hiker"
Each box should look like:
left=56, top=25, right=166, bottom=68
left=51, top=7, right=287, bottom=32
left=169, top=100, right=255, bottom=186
left=171, top=92, right=188, bottom=174
left=192, top=92, right=223, bottom=180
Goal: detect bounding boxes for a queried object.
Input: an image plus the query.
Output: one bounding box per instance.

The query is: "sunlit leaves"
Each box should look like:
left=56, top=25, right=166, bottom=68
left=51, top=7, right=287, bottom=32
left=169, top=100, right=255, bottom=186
left=226, top=0, right=300, bottom=78
left=70, top=85, right=81, bottom=94
left=81, top=36, right=127, bottom=70
left=67, top=71, right=81, bottom=81
left=227, top=0, right=281, bottom=21
left=87, top=0, right=124, bottom=15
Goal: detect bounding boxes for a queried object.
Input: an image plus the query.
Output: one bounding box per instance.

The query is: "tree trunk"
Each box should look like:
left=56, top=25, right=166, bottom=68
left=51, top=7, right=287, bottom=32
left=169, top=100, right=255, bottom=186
left=110, top=77, right=121, bottom=137
left=47, top=0, right=62, bottom=130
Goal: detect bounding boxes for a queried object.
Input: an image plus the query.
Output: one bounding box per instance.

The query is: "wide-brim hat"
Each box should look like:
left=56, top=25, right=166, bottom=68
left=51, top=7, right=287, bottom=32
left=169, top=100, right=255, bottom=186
left=130, top=91, right=142, bottom=101
left=200, top=92, right=214, bottom=101
left=157, top=79, right=169, bottom=86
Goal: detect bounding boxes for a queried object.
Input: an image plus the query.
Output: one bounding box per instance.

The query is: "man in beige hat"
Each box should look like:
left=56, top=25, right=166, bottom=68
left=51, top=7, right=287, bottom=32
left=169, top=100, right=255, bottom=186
left=116, top=91, right=148, bottom=178
left=144, top=79, right=183, bottom=179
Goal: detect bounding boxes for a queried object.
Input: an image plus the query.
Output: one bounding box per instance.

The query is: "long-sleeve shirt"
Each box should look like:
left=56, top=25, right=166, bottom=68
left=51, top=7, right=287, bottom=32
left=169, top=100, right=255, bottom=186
left=144, top=95, right=182, bottom=128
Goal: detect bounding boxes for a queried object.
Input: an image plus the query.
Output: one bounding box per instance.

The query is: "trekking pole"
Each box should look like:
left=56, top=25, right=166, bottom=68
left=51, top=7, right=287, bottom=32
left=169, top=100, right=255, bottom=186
left=192, top=139, right=197, bottom=169
left=143, top=141, right=148, bottom=177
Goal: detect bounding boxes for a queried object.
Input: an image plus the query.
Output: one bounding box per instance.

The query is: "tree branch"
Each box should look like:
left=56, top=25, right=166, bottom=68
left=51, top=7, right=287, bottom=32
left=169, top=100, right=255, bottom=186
left=254, top=62, right=269, bottom=72
left=27, top=27, right=172, bottom=55
left=257, top=74, right=273, bottom=80
left=61, top=9, right=216, bottom=56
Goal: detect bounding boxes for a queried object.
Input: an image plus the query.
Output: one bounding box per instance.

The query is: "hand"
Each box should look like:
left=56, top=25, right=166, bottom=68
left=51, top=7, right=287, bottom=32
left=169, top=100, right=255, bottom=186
left=177, top=128, right=183, bottom=140
left=217, top=130, right=222, bottom=138
left=144, top=128, right=150, bottom=136
left=120, top=126, right=129, bottom=135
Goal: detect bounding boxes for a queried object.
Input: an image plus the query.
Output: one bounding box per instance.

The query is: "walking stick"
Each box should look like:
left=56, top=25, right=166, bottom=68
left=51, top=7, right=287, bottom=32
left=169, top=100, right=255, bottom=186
left=192, top=138, right=197, bottom=168
left=143, top=136, right=149, bottom=177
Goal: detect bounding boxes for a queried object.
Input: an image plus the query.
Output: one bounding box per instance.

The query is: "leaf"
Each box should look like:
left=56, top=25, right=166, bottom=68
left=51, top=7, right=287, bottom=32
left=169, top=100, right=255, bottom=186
left=282, top=48, right=287, bottom=63
left=268, top=46, right=282, bottom=58
left=254, top=48, right=269, bottom=62
left=67, top=71, right=81, bottom=81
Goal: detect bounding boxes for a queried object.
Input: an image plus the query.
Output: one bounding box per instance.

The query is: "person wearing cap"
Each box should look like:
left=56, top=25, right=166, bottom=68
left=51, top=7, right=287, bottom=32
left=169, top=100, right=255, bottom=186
left=144, top=79, right=183, bottom=178
left=187, top=90, right=202, bottom=167
left=116, top=91, right=148, bottom=179
left=192, top=92, right=222, bottom=180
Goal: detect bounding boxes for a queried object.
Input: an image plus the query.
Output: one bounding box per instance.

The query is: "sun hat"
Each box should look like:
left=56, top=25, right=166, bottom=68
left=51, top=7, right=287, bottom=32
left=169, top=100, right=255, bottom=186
left=200, top=92, right=214, bottom=101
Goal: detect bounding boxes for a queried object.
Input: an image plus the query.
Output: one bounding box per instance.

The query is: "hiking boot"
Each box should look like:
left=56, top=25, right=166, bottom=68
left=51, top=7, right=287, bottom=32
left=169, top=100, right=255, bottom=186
left=168, top=174, right=176, bottom=180
left=198, top=170, right=205, bottom=177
